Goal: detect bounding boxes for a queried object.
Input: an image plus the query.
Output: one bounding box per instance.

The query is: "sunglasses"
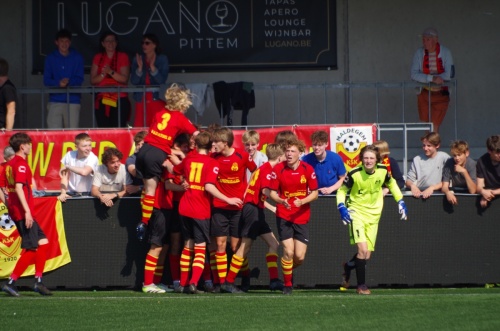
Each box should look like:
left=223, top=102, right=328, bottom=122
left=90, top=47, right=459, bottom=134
left=142, top=41, right=152, bottom=45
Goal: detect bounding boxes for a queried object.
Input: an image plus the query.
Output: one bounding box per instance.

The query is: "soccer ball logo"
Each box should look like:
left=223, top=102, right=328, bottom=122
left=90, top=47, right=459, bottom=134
left=0, top=213, right=15, bottom=231
left=343, top=135, right=360, bottom=152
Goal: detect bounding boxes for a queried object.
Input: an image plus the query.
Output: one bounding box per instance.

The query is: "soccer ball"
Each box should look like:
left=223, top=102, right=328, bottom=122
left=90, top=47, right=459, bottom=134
left=0, top=213, right=15, bottom=231
left=343, top=135, right=360, bottom=152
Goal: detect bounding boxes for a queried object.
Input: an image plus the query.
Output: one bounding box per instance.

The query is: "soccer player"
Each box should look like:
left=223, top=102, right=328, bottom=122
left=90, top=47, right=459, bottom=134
left=302, top=130, right=346, bottom=195
left=223, top=143, right=285, bottom=293
left=58, top=133, right=99, bottom=201
left=1, top=133, right=52, bottom=296
left=210, top=127, right=257, bottom=291
left=135, top=83, right=199, bottom=241
left=174, top=131, right=242, bottom=294
left=242, top=130, right=268, bottom=182
left=441, top=140, right=477, bottom=205
left=269, top=138, right=318, bottom=295
left=337, top=145, right=408, bottom=295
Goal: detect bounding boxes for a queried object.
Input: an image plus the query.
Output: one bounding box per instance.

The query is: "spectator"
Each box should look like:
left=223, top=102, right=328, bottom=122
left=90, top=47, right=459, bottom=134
left=130, top=33, right=169, bottom=127
left=0, top=146, right=15, bottom=203
left=43, top=29, right=84, bottom=128
left=373, top=140, right=405, bottom=190
left=406, top=132, right=449, bottom=199
left=242, top=130, right=268, bottom=182
left=410, top=27, right=454, bottom=133
left=302, top=130, right=346, bottom=195
left=476, top=135, right=500, bottom=208
left=91, top=148, right=126, bottom=207
left=441, top=140, right=477, bottom=205
left=0, top=58, right=17, bottom=130
left=90, top=31, right=130, bottom=128
left=125, top=130, right=147, bottom=196
left=1, top=133, right=52, bottom=297
left=58, top=133, right=99, bottom=202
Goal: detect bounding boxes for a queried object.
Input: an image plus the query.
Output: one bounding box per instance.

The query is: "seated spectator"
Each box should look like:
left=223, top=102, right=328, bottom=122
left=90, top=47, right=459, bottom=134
left=406, top=132, right=450, bottom=199
left=58, top=133, right=99, bottom=202
left=242, top=130, right=267, bottom=182
left=441, top=140, right=477, bottom=205
left=91, top=148, right=126, bottom=207
left=373, top=140, right=405, bottom=191
left=476, top=135, right=500, bottom=208
left=125, top=130, right=147, bottom=196
left=302, top=130, right=346, bottom=195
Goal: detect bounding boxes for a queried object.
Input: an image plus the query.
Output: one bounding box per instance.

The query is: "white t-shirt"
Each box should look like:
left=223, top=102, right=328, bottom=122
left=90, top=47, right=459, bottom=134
left=92, top=164, right=126, bottom=193
left=60, top=151, right=99, bottom=193
left=246, top=150, right=268, bottom=182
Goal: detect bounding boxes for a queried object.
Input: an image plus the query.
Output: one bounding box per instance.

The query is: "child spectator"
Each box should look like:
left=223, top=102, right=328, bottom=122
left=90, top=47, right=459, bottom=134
left=58, top=133, right=99, bottom=202
left=476, top=135, right=500, bottom=208
left=441, top=140, right=477, bottom=205
left=406, top=132, right=449, bottom=199
left=91, top=148, right=126, bottom=207
left=242, top=130, right=268, bottom=182
left=125, top=130, right=147, bottom=196
left=373, top=140, right=405, bottom=190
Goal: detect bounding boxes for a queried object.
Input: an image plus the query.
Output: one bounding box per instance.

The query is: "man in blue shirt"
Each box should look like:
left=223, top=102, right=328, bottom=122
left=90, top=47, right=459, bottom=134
left=302, top=130, right=346, bottom=195
left=43, top=29, right=84, bottom=128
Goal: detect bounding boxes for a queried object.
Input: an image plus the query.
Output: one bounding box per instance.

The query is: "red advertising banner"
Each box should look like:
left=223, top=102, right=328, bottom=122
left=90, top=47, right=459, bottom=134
left=0, top=125, right=376, bottom=191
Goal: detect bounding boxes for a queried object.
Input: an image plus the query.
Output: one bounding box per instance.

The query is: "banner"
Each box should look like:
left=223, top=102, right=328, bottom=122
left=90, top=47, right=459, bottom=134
left=0, top=198, right=71, bottom=279
left=0, top=125, right=376, bottom=191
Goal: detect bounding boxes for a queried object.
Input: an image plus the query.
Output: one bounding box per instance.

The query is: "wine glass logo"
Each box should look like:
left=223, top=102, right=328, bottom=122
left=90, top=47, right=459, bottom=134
left=206, top=1, right=238, bottom=34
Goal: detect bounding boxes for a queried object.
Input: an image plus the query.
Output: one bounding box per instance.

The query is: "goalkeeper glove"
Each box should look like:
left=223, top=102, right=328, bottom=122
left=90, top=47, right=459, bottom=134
left=398, top=200, right=408, bottom=221
left=337, top=203, right=352, bottom=225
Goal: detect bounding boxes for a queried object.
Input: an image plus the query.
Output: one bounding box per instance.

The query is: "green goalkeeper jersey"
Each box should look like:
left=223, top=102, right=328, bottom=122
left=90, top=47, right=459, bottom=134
left=337, top=164, right=403, bottom=220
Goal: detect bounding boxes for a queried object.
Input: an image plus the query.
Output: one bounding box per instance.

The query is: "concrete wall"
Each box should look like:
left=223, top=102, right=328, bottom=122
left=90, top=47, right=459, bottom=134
left=1, top=0, right=499, bottom=158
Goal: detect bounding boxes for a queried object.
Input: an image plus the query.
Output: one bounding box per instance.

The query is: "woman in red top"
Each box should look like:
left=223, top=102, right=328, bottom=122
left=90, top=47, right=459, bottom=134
left=90, top=31, right=130, bottom=128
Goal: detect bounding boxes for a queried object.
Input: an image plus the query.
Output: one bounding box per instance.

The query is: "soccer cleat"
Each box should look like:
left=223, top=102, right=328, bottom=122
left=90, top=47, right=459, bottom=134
left=204, top=281, right=215, bottom=293
left=356, top=284, right=371, bottom=295
left=282, top=286, right=293, bottom=295
left=269, top=278, right=284, bottom=292
left=2, top=283, right=20, bottom=297
left=240, top=276, right=251, bottom=292
left=188, top=284, right=205, bottom=294
left=34, top=282, right=53, bottom=296
left=156, top=283, right=174, bottom=293
left=211, top=284, right=221, bottom=293
left=341, top=262, right=351, bottom=289
left=222, top=282, right=244, bottom=294
left=142, top=283, right=166, bottom=294
left=136, top=222, right=147, bottom=241
left=174, top=285, right=190, bottom=294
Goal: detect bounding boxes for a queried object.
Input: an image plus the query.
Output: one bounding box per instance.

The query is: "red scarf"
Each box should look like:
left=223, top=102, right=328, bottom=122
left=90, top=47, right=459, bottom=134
left=423, top=43, right=447, bottom=91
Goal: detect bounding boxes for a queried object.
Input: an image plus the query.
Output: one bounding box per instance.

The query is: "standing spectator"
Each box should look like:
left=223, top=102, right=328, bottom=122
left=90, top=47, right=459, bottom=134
left=0, top=146, right=15, bottom=203
left=242, top=130, right=268, bottom=182
left=302, top=130, right=346, bottom=195
left=90, top=31, right=130, bottom=128
left=125, top=130, right=147, bottom=196
left=91, top=148, right=126, bottom=207
left=43, top=29, right=84, bottom=128
left=410, top=27, right=454, bottom=133
left=269, top=138, right=318, bottom=295
left=337, top=145, right=408, bottom=295
left=130, top=33, right=169, bottom=127
left=373, top=140, right=405, bottom=190
left=406, top=132, right=450, bottom=199
left=441, top=140, right=477, bottom=205
left=58, top=133, right=99, bottom=202
left=476, top=135, right=500, bottom=208
left=0, top=58, right=17, bottom=130
left=1, top=133, right=52, bottom=297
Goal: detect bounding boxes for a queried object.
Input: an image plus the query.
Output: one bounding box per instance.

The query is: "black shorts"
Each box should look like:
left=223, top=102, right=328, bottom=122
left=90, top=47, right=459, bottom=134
left=181, top=215, right=211, bottom=245
left=147, top=208, right=172, bottom=247
left=276, top=217, right=309, bottom=245
left=240, top=203, right=272, bottom=240
left=170, top=201, right=182, bottom=234
left=210, top=208, right=242, bottom=238
left=135, top=143, right=168, bottom=180
left=14, top=219, right=47, bottom=250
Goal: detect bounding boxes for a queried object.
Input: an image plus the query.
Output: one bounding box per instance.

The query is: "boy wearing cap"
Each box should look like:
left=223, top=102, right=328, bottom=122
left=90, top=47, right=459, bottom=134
left=410, top=27, right=454, bottom=133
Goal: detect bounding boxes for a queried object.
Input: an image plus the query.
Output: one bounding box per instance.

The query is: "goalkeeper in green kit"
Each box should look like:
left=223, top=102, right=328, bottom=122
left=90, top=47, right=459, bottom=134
left=336, top=145, right=408, bottom=295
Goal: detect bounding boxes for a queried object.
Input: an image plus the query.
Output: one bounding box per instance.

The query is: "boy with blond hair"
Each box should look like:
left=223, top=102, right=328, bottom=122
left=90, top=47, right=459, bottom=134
left=441, top=140, right=476, bottom=205
left=58, top=133, right=99, bottom=201
left=242, top=130, right=268, bottom=182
